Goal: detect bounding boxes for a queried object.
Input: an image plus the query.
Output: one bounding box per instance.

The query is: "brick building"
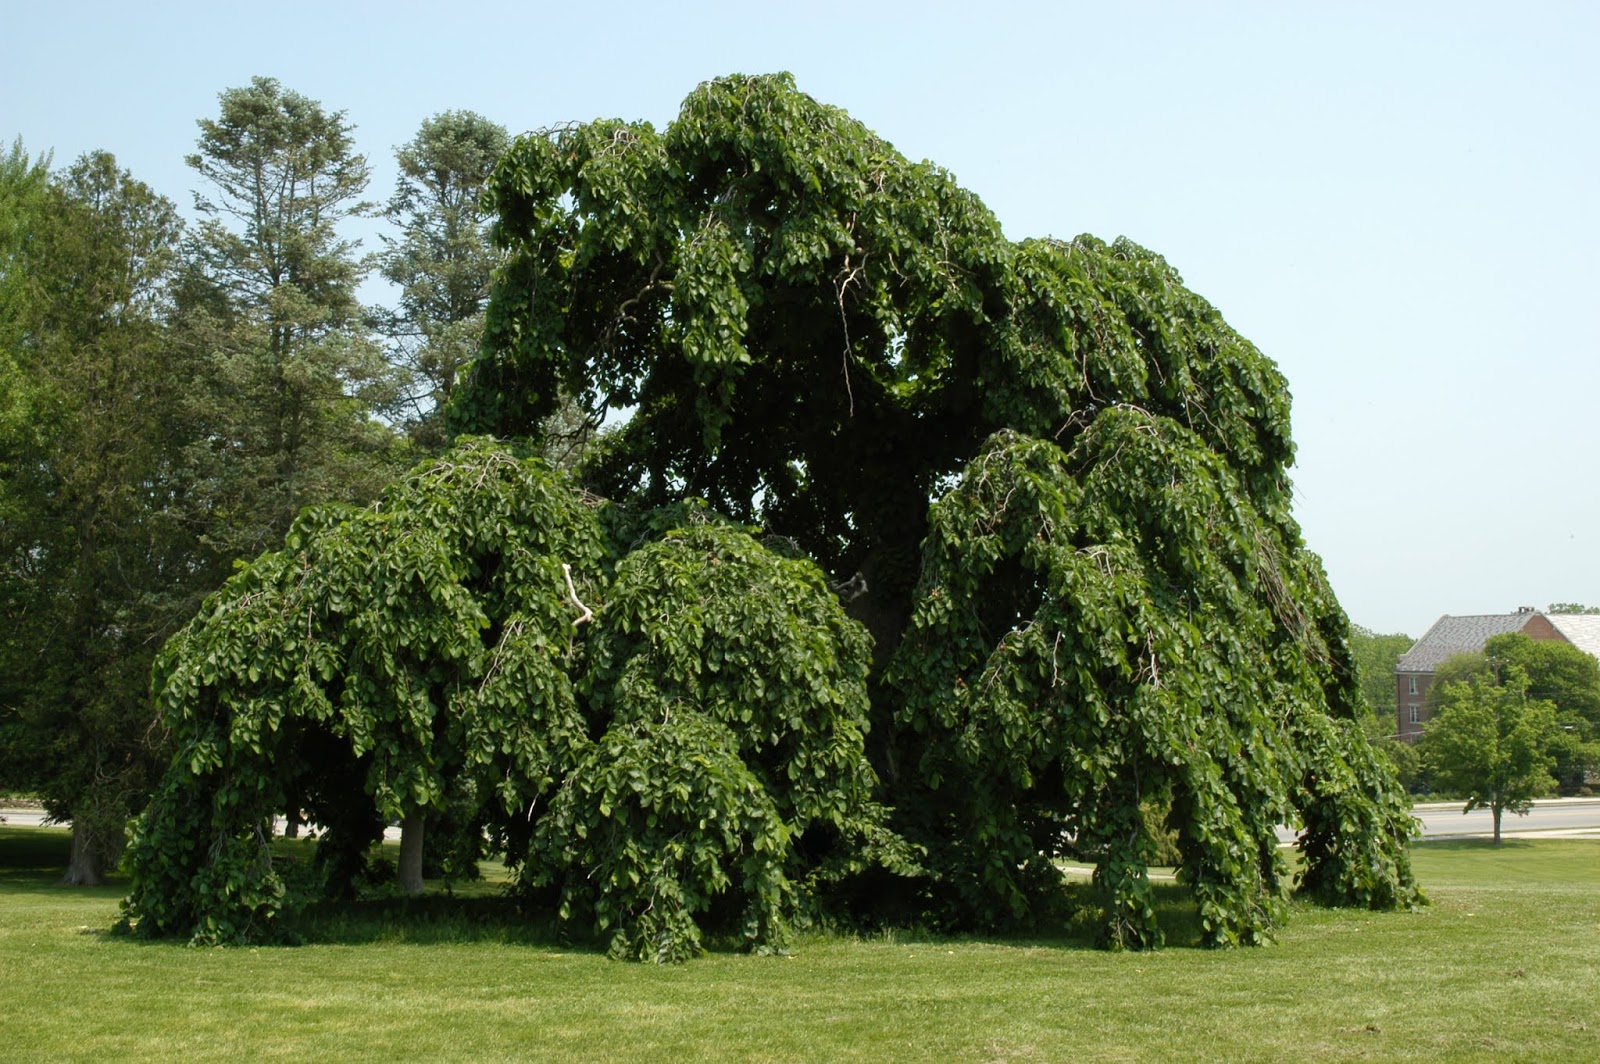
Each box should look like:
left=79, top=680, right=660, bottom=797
left=1395, top=609, right=1600, bottom=741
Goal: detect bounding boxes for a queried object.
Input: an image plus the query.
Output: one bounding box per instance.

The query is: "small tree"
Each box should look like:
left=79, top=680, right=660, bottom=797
left=1420, top=668, right=1559, bottom=844
left=1431, top=637, right=1600, bottom=794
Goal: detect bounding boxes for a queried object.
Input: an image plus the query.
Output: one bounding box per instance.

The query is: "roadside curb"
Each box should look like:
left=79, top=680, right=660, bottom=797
left=1410, top=797, right=1600, bottom=811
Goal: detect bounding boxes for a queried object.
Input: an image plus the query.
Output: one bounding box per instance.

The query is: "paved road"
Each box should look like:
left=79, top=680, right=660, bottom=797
left=7, top=799, right=1600, bottom=841
left=1262, top=798, right=1600, bottom=842
left=0, top=806, right=405, bottom=838
left=0, top=806, right=51, bottom=828
left=1411, top=797, right=1600, bottom=839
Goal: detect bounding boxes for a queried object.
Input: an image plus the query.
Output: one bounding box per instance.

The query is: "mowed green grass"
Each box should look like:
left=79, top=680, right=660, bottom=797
left=1, top=826, right=1596, bottom=1062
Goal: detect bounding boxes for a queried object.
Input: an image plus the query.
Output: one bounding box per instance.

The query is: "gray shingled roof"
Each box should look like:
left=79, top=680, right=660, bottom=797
left=1547, top=614, right=1600, bottom=660
left=1395, top=613, right=1541, bottom=673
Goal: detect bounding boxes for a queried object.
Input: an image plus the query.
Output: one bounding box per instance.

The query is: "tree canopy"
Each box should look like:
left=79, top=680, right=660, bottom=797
left=122, top=439, right=897, bottom=954
left=179, top=76, right=403, bottom=562
left=0, top=148, right=195, bottom=883
left=1429, top=634, right=1599, bottom=795
left=453, top=74, right=1297, bottom=665
left=125, top=73, right=1422, bottom=957
left=1420, top=666, right=1560, bottom=843
left=379, top=110, right=510, bottom=448
left=450, top=72, right=1420, bottom=940
left=123, top=439, right=608, bottom=939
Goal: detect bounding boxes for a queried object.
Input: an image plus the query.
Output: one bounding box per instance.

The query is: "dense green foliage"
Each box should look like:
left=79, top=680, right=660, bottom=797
left=5, top=87, right=520, bottom=890
left=5, top=77, right=473, bottom=888
left=123, top=441, right=897, bottom=955
left=0, top=148, right=196, bottom=883
left=1426, top=634, right=1599, bottom=798
left=123, top=440, right=605, bottom=940
left=891, top=427, right=1417, bottom=946
left=536, top=521, right=903, bottom=959
left=441, top=73, right=1422, bottom=948
left=104, top=71, right=1420, bottom=957
left=1481, top=634, right=1600, bottom=725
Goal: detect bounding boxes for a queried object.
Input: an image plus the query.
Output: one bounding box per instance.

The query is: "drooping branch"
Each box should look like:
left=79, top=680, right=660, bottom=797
left=562, top=562, right=593, bottom=626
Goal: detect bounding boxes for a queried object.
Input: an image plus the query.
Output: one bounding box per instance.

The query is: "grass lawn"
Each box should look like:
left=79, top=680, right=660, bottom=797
left=1, top=826, right=1596, bottom=1062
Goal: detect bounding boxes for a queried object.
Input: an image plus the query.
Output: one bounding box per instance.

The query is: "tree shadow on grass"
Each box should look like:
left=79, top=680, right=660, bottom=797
left=1413, top=838, right=1539, bottom=853
left=250, top=872, right=1235, bottom=956
left=0, top=825, right=132, bottom=897
left=2, top=824, right=1268, bottom=958
left=279, top=893, right=577, bottom=950
left=0, top=824, right=72, bottom=870
left=813, top=880, right=1210, bottom=956
left=273, top=878, right=1215, bottom=957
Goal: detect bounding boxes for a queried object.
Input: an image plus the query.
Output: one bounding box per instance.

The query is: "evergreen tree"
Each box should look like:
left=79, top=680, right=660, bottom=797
left=181, top=76, right=403, bottom=564
left=379, top=111, right=508, bottom=450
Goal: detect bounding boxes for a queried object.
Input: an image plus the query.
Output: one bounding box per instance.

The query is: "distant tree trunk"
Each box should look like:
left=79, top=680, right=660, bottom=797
left=398, top=812, right=425, bottom=894
left=1491, top=803, right=1503, bottom=846
left=62, top=822, right=105, bottom=887
left=284, top=808, right=301, bottom=839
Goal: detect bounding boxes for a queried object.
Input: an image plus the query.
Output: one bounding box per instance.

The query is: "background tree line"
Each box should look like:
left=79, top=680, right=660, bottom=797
left=1348, top=609, right=1600, bottom=803
left=1, top=78, right=509, bottom=883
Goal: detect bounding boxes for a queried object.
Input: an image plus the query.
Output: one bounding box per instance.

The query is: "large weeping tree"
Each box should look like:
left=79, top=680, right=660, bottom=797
left=450, top=72, right=1421, bottom=941
left=127, top=73, right=1419, bottom=957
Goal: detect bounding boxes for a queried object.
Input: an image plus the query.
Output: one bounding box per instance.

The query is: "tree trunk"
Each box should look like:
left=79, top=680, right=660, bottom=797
left=398, top=812, right=425, bottom=894
left=62, top=821, right=105, bottom=887
left=284, top=808, right=301, bottom=839
left=1492, top=804, right=1503, bottom=846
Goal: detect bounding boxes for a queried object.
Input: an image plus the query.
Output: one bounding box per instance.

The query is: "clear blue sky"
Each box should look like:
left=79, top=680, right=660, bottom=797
left=7, top=0, right=1597, bottom=636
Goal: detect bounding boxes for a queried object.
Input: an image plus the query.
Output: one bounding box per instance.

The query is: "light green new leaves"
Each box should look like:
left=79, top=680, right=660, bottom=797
left=1419, top=667, right=1561, bottom=844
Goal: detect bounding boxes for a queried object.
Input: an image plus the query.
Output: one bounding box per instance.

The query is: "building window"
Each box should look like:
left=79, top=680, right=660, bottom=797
left=1408, top=704, right=1421, bottom=725
left=1408, top=676, right=1419, bottom=696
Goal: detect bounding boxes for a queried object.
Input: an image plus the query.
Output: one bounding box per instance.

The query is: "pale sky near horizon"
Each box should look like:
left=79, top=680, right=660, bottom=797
left=6, top=1, right=1597, bottom=637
